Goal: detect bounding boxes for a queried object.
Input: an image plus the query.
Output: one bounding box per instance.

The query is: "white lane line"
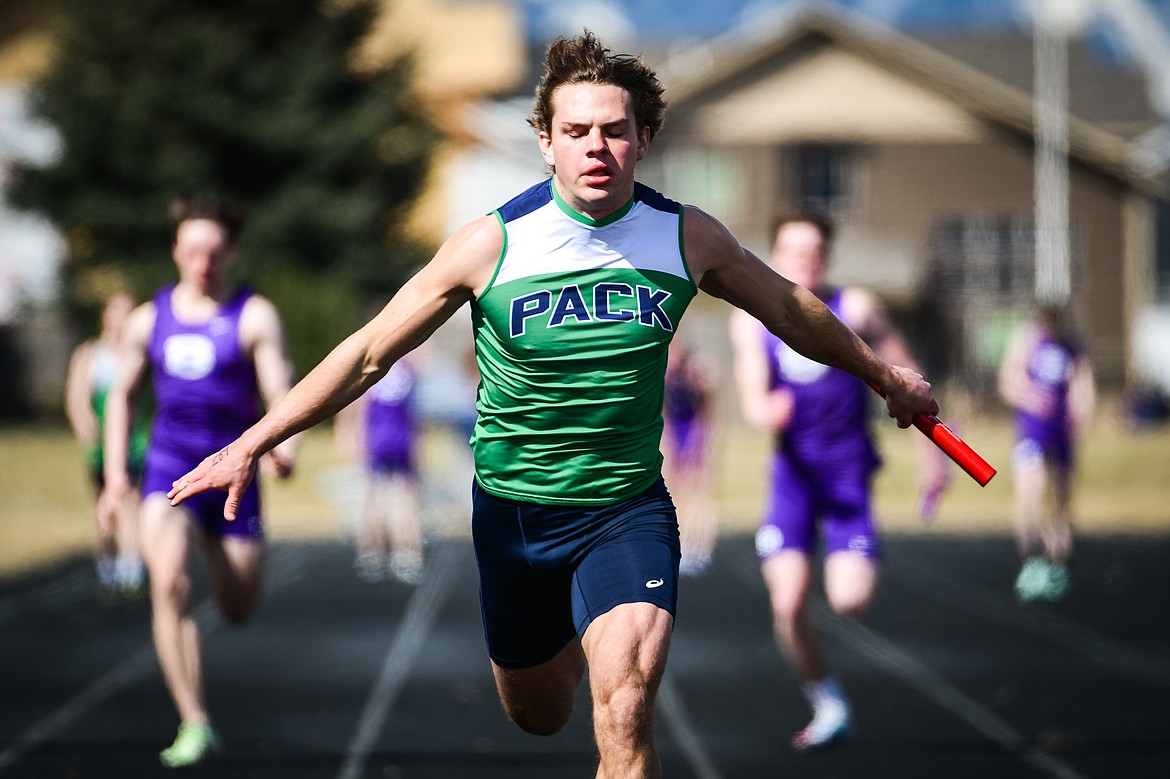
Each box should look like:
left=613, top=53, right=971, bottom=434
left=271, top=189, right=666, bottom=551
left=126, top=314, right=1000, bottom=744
left=657, top=671, right=725, bottom=779
left=892, top=556, right=1170, bottom=687
left=0, top=546, right=306, bottom=774
left=815, top=603, right=1089, bottom=779
left=725, top=543, right=1087, bottom=779
left=336, top=541, right=463, bottom=779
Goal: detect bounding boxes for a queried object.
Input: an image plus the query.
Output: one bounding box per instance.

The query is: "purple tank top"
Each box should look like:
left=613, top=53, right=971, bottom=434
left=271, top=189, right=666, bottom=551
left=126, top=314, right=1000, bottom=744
left=365, top=361, right=416, bottom=461
left=762, top=288, right=878, bottom=467
left=1017, top=330, right=1077, bottom=444
left=147, top=285, right=260, bottom=457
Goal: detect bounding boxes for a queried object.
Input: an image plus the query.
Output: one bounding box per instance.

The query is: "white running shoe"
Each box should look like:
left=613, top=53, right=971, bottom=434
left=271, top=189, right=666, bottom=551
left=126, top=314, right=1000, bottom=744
left=793, top=682, right=851, bottom=752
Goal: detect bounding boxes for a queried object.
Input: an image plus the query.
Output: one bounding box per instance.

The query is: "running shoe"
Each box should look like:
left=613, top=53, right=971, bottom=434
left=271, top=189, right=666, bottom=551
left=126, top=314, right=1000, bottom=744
left=159, top=722, right=221, bottom=768
left=1014, top=557, right=1048, bottom=602
left=792, top=696, right=851, bottom=752
left=1040, top=562, right=1070, bottom=601
left=389, top=549, right=423, bottom=585
left=354, top=551, right=386, bottom=583
left=679, top=551, right=711, bottom=578
left=117, top=577, right=148, bottom=602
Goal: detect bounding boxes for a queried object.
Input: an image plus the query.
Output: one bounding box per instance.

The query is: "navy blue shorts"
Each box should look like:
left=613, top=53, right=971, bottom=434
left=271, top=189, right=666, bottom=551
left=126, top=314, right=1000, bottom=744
left=471, top=476, right=681, bottom=669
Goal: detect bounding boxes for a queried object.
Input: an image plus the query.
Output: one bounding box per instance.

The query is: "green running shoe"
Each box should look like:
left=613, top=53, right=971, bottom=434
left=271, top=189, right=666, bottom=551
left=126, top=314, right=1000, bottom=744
left=160, top=722, right=221, bottom=768
left=1040, top=562, right=1070, bottom=601
left=1014, top=557, right=1048, bottom=602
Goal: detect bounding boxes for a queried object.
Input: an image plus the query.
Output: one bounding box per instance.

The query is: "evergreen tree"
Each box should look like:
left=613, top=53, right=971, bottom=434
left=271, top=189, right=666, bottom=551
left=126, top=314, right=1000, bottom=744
left=10, top=0, right=436, bottom=372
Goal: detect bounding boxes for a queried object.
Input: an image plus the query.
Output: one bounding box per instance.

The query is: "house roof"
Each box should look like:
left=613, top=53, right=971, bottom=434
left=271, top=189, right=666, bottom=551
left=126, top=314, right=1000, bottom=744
left=922, top=32, right=1160, bottom=140
left=658, top=6, right=1164, bottom=192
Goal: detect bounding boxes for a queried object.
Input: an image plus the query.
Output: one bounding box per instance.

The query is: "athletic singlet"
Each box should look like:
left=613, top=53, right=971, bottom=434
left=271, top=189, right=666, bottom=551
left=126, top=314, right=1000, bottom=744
left=763, top=288, right=878, bottom=469
left=146, top=285, right=261, bottom=461
left=365, top=360, right=416, bottom=463
left=471, top=180, right=697, bottom=505
left=1017, top=327, right=1078, bottom=446
left=87, top=341, right=148, bottom=472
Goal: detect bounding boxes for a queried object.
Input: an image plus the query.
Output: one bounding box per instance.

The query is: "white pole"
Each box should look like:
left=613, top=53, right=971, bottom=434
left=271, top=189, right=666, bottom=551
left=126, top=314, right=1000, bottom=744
left=1032, top=0, right=1080, bottom=305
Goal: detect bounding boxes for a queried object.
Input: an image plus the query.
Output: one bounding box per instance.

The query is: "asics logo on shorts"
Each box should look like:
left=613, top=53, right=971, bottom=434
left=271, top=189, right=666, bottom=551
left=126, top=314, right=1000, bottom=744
left=645, top=578, right=665, bottom=589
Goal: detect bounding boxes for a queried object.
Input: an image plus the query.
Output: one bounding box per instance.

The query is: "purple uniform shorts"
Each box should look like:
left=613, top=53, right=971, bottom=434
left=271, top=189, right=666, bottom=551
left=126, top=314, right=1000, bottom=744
left=755, top=451, right=880, bottom=561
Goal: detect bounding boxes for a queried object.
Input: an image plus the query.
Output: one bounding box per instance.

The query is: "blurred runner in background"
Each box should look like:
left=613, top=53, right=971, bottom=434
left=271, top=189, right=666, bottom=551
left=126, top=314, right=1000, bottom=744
left=730, top=209, right=950, bottom=752
left=334, top=356, right=424, bottom=584
left=661, top=337, right=719, bottom=576
left=102, top=194, right=297, bottom=768
left=65, top=291, right=149, bottom=599
left=998, top=302, right=1095, bottom=602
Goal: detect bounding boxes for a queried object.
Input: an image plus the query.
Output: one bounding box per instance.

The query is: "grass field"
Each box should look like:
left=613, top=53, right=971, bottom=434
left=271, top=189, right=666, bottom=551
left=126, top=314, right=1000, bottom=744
left=2, top=399, right=1168, bottom=579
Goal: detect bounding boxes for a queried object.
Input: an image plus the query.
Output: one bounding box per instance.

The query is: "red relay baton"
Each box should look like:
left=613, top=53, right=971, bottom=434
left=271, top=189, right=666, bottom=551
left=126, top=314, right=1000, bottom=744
left=869, top=384, right=996, bottom=486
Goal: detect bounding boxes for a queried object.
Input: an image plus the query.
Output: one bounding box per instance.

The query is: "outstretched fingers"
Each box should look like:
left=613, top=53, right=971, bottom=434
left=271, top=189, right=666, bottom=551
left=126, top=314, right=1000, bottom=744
left=166, top=444, right=253, bottom=521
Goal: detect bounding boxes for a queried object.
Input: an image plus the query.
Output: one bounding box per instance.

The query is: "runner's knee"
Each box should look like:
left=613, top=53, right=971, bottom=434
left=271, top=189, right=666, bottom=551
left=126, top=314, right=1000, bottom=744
left=593, top=679, right=654, bottom=746
left=493, top=648, right=583, bottom=736
left=827, top=590, right=870, bottom=619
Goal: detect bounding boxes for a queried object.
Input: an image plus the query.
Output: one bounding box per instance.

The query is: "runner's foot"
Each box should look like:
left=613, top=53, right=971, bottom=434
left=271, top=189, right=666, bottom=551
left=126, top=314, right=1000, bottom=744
left=160, top=722, right=221, bottom=768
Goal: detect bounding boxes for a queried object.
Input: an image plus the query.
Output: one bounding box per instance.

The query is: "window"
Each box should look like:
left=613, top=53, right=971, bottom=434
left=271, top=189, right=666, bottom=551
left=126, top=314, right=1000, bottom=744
left=788, top=144, right=860, bottom=218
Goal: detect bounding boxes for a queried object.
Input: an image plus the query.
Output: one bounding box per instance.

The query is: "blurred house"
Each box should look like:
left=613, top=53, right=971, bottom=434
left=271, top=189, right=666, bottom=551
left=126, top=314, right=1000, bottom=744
left=640, top=6, right=1168, bottom=395
left=354, top=0, right=529, bottom=243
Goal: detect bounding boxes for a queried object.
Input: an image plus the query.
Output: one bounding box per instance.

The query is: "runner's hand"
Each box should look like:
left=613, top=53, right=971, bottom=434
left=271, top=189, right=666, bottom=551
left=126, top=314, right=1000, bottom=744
left=167, top=441, right=257, bottom=522
left=881, top=365, right=938, bottom=428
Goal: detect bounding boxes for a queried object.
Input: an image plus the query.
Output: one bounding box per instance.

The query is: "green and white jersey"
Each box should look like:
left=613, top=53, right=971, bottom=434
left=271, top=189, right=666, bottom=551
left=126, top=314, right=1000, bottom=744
left=471, top=180, right=697, bottom=505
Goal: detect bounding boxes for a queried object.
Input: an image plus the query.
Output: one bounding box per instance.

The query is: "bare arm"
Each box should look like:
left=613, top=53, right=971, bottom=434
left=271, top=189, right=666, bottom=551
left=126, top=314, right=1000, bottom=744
left=64, top=343, right=97, bottom=444
left=1067, top=354, right=1096, bottom=436
left=997, top=322, right=1049, bottom=415
left=728, top=308, right=793, bottom=432
left=168, top=215, right=501, bottom=519
left=101, top=303, right=155, bottom=503
left=241, top=295, right=298, bottom=477
left=688, top=206, right=937, bottom=427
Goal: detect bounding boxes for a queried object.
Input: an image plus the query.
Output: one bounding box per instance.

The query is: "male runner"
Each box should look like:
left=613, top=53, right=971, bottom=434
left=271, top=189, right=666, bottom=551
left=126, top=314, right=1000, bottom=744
left=169, top=32, right=940, bottom=778
left=730, top=211, right=949, bottom=751
left=998, top=303, right=1095, bottom=601
left=102, top=194, right=297, bottom=768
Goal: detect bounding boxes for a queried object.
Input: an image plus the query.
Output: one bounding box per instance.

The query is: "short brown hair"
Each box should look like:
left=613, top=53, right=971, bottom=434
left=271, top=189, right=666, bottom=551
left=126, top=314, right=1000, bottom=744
left=169, top=192, right=244, bottom=245
left=771, top=209, right=835, bottom=247
left=529, top=30, right=666, bottom=140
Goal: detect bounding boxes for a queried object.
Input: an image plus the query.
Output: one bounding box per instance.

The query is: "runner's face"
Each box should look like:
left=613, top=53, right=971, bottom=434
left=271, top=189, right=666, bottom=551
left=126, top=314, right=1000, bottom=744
left=539, top=82, right=650, bottom=220
left=173, top=219, right=234, bottom=296
left=770, top=222, right=827, bottom=290
left=101, top=294, right=134, bottom=340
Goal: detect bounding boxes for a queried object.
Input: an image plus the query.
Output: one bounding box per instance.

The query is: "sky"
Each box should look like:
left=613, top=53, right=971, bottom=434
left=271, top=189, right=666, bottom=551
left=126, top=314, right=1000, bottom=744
left=517, top=0, right=1170, bottom=65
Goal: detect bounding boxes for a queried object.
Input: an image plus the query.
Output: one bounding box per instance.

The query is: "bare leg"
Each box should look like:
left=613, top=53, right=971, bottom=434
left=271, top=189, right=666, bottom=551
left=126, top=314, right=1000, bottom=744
left=674, top=464, right=718, bottom=573
left=358, top=473, right=388, bottom=558
left=581, top=602, right=673, bottom=779
left=764, top=551, right=857, bottom=750
left=200, top=533, right=263, bottom=625
left=761, top=551, right=826, bottom=684
left=1012, top=458, right=1049, bottom=559
left=1044, top=464, right=1074, bottom=565
left=139, top=495, right=206, bottom=725
left=115, top=486, right=145, bottom=589
left=492, top=638, right=586, bottom=736
left=386, top=470, right=423, bottom=568
left=823, top=551, right=877, bottom=619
